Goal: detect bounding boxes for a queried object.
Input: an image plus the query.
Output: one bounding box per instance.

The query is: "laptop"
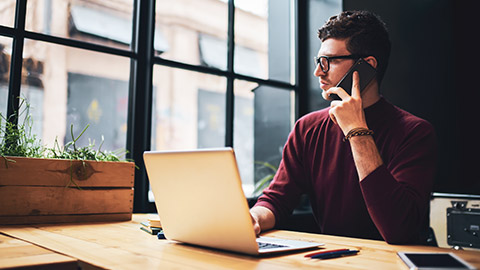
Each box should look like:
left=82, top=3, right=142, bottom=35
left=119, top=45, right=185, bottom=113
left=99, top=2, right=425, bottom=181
left=143, top=148, right=323, bottom=256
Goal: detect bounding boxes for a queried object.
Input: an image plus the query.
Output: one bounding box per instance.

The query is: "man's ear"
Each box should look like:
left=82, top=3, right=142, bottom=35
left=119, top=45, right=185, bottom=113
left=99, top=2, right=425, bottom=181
left=364, top=56, right=378, bottom=69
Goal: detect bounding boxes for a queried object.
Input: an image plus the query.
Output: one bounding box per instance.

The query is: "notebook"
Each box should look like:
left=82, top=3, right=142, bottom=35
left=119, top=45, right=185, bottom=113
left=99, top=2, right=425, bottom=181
left=143, top=147, right=323, bottom=255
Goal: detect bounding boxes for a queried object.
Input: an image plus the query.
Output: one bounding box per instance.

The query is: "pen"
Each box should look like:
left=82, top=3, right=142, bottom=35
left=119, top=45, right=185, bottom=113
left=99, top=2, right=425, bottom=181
left=311, top=249, right=359, bottom=259
left=304, top=248, right=349, bottom=258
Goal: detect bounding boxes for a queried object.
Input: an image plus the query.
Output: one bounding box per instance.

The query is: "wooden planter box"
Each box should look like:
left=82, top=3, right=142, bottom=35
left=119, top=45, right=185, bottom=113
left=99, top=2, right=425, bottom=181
left=0, top=156, right=135, bottom=225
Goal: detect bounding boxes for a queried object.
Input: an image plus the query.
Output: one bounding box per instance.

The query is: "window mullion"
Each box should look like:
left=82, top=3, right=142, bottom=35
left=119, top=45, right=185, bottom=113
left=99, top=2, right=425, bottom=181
left=225, top=0, right=235, bottom=147
left=127, top=0, right=156, bottom=212
left=294, top=0, right=308, bottom=119
left=6, top=0, right=27, bottom=124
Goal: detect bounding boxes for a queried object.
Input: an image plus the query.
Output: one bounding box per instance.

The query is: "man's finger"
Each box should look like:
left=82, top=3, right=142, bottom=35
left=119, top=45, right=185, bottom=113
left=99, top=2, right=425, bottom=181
left=330, top=100, right=342, bottom=108
left=327, top=87, right=349, bottom=100
left=329, top=108, right=338, bottom=125
left=351, top=71, right=361, bottom=98
left=322, top=90, right=332, bottom=101
left=251, top=214, right=261, bottom=236
left=253, top=223, right=261, bottom=236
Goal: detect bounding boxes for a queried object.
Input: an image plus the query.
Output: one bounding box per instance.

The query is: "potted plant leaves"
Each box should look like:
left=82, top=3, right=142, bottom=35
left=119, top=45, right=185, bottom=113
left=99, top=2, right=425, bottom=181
left=0, top=99, right=135, bottom=225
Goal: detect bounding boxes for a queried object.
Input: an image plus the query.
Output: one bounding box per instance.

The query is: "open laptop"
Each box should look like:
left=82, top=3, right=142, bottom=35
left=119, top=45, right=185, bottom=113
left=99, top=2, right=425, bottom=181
left=143, top=148, right=323, bottom=256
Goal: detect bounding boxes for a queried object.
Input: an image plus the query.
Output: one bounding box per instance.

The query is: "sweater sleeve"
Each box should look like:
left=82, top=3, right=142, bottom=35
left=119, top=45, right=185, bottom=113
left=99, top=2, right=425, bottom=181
left=360, top=120, right=437, bottom=244
left=254, top=119, right=308, bottom=226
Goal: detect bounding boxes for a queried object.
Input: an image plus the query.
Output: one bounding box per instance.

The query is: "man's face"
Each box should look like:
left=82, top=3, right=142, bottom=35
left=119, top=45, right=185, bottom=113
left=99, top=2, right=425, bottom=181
left=314, top=38, right=355, bottom=93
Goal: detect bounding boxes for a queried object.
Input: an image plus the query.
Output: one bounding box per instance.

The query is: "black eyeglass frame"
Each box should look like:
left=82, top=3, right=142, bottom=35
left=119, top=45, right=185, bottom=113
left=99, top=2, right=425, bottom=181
left=314, top=55, right=367, bottom=72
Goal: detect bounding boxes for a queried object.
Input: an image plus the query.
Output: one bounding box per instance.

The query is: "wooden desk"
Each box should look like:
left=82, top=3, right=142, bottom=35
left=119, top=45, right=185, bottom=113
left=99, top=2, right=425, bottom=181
left=1, top=214, right=479, bottom=269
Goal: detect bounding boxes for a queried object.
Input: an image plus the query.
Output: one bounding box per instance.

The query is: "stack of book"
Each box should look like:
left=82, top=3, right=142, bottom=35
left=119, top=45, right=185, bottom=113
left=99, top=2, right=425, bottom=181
left=140, top=218, right=162, bottom=235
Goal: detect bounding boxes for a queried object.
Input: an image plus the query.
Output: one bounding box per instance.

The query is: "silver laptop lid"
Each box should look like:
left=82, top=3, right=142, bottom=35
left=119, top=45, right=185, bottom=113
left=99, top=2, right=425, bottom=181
left=144, top=148, right=260, bottom=255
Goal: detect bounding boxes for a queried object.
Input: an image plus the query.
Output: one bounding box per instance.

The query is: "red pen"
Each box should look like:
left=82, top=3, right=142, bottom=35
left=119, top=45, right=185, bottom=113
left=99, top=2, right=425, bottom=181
left=304, top=248, right=349, bottom=258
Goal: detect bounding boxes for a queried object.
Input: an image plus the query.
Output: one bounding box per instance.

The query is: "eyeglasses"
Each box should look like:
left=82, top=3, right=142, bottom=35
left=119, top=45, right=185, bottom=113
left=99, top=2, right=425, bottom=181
left=314, top=55, right=365, bottom=73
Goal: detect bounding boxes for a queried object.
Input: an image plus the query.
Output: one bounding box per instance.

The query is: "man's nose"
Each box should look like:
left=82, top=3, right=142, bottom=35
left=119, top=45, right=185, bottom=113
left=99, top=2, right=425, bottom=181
left=313, top=64, right=325, bottom=77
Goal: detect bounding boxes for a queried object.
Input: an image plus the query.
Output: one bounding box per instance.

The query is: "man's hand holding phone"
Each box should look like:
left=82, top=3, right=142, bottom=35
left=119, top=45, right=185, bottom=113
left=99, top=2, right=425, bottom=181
left=325, top=58, right=376, bottom=135
left=327, top=71, right=368, bottom=135
left=328, top=58, right=376, bottom=101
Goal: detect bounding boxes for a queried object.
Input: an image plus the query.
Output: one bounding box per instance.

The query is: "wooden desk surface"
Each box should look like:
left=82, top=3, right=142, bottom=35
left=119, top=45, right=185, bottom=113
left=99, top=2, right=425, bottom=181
left=1, top=214, right=479, bottom=269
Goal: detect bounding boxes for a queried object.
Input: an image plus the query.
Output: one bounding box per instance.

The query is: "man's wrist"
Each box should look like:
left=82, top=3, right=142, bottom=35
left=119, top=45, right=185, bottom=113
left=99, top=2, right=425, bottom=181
left=343, top=127, right=374, bottom=142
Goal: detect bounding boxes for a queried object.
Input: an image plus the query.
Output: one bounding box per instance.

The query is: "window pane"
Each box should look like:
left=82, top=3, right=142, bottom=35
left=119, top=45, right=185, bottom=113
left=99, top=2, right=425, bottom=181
left=151, top=65, right=227, bottom=151
left=233, top=79, right=255, bottom=196
left=234, top=0, right=269, bottom=80
left=0, top=37, right=11, bottom=117
left=234, top=80, right=293, bottom=198
left=155, top=0, right=227, bottom=66
left=25, top=0, right=134, bottom=50
left=307, top=0, right=342, bottom=111
left=150, top=65, right=227, bottom=202
left=235, top=0, right=292, bottom=82
left=0, top=0, right=15, bottom=28
left=19, top=39, right=131, bottom=153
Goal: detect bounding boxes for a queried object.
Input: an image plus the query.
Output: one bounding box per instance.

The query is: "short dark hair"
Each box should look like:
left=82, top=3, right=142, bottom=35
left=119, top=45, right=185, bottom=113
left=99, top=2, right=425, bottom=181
left=317, top=10, right=391, bottom=84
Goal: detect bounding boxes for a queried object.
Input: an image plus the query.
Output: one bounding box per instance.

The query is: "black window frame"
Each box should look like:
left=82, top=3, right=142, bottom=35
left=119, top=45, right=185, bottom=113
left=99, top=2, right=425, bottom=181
left=0, top=0, right=309, bottom=212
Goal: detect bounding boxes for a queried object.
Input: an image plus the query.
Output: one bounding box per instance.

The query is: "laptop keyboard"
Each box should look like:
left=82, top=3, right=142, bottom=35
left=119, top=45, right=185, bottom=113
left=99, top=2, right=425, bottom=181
left=257, top=241, right=288, bottom=250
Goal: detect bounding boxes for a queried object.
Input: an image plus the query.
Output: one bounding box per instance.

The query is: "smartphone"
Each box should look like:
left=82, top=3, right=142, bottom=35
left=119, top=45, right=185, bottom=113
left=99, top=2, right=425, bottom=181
left=329, top=58, right=377, bottom=100
left=397, top=252, right=476, bottom=270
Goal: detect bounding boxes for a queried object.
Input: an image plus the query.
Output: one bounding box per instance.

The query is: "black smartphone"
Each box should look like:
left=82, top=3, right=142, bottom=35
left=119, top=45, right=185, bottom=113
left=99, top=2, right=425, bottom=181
left=329, top=58, right=376, bottom=100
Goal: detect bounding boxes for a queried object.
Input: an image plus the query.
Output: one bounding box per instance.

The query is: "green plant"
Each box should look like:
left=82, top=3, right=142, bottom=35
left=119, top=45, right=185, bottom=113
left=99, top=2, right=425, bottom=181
left=1, top=98, right=134, bottom=188
left=253, top=161, right=278, bottom=197
left=0, top=98, right=131, bottom=163
left=0, top=99, right=45, bottom=159
left=46, top=124, right=132, bottom=189
left=47, top=124, right=127, bottom=162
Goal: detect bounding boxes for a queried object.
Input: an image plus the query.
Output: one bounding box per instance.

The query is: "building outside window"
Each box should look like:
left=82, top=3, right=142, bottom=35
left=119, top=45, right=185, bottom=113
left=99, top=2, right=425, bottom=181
left=0, top=40, right=12, bottom=117
left=0, top=0, right=298, bottom=210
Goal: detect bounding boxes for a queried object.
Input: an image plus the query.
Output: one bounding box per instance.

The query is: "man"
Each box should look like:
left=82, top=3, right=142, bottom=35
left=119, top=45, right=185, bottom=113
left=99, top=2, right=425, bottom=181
left=250, top=10, right=437, bottom=244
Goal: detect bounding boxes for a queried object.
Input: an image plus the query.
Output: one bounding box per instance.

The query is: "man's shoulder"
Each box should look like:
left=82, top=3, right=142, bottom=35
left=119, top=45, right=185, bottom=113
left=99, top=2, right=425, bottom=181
left=392, top=105, right=434, bottom=133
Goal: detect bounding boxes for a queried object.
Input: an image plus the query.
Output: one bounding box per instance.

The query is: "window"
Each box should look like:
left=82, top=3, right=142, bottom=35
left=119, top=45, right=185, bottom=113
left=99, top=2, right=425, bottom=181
left=151, top=65, right=227, bottom=151
left=18, top=39, right=130, bottom=148
left=155, top=0, right=227, bottom=66
left=0, top=38, right=11, bottom=117
left=0, top=0, right=302, bottom=212
left=150, top=0, right=295, bottom=202
left=0, top=1, right=15, bottom=28
left=0, top=12, right=13, bottom=113
left=25, top=0, right=134, bottom=49
left=235, top=81, right=294, bottom=196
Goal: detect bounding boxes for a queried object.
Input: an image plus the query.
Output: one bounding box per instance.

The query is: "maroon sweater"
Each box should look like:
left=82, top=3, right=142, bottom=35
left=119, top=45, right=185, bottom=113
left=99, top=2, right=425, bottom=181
left=255, top=97, right=437, bottom=244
